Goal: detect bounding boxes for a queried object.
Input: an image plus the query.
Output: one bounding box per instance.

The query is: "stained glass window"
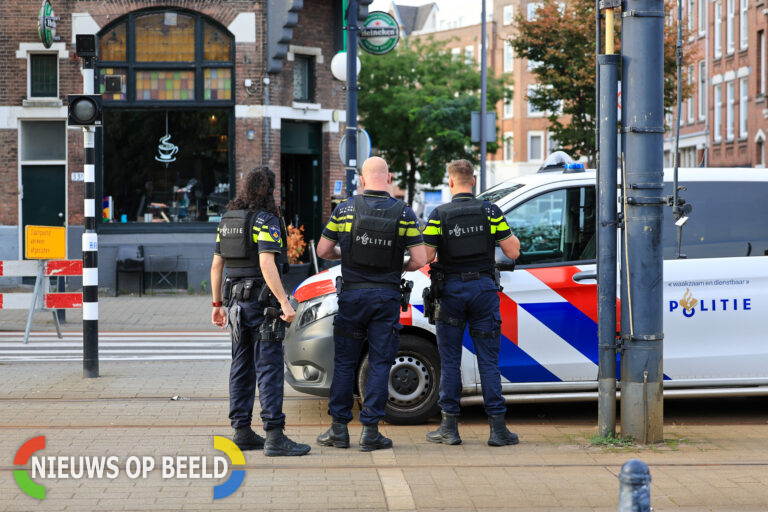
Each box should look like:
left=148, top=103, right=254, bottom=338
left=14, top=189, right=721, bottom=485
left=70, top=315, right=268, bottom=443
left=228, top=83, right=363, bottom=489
left=203, top=22, right=231, bottom=61
left=135, top=13, right=195, bottom=62
left=99, top=22, right=127, bottom=61
left=136, top=71, right=195, bottom=100
left=204, top=69, right=231, bottom=100
left=98, top=68, right=127, bottom=101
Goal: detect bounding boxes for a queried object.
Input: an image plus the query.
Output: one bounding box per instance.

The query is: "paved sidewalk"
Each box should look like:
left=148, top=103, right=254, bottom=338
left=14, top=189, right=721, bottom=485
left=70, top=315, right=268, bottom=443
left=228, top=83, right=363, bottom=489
left=1, top=360, right=767, bottom=511
left=0, top=294, right=212, bottom=333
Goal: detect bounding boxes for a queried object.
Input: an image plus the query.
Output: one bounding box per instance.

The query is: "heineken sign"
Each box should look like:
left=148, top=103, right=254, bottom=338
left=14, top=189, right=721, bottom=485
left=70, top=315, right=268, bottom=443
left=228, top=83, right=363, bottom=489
left=37, top=0, right=60, bottom=49
left=358, top=11, right=399, bottom=55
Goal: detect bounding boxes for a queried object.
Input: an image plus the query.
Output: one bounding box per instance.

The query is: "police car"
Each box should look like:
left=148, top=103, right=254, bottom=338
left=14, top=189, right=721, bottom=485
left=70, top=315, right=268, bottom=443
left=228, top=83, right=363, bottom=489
left=283, top=167, right=768, bottom=424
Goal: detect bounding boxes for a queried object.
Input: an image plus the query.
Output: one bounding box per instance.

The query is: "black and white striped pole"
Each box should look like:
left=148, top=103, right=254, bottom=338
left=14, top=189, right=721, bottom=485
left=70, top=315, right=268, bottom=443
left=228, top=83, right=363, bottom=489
left=70, top=34, right=101, bottom=378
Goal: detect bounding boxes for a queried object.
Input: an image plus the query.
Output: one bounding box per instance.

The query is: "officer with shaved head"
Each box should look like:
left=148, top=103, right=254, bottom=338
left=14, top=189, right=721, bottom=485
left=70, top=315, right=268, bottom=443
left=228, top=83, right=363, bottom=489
left=316, top=156, right=426, bottom=451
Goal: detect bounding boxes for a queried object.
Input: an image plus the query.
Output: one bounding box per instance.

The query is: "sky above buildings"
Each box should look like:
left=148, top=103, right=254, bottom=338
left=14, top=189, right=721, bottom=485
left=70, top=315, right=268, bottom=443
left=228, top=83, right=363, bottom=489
left=369, top=0, right=489, bottom=29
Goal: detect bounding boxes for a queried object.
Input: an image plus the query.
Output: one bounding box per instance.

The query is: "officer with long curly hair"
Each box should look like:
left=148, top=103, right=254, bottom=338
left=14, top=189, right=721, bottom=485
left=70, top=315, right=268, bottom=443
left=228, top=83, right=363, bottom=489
left=210, top=166, right=310, bottom=456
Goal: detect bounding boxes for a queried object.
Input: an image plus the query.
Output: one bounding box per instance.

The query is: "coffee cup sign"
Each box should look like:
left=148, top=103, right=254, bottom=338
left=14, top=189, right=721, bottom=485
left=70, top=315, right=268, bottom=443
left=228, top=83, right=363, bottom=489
left=155, top=134, right=179, bottom=163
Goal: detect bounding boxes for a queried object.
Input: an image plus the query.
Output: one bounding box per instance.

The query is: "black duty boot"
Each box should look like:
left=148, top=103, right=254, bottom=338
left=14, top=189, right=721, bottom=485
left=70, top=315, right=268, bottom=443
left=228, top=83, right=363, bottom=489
left=487, top=414, right=519, bottom=446
left=426, top=411, right=462, bottom=445
left=263, top=429, right=311, bottom=457
left=359, top=423, right=393, bottom=452
left=317, top=421, right=350, bottom=448
left=232, top=426, right=265, bottom=451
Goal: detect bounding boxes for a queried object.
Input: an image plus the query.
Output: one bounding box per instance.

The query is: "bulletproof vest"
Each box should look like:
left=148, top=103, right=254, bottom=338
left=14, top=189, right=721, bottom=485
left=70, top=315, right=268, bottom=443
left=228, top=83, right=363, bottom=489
left=345, top=195, right=406, bottom=274
left=437, top=199, right=495, bottom=270
left=218, top=209, right=261, bottom=273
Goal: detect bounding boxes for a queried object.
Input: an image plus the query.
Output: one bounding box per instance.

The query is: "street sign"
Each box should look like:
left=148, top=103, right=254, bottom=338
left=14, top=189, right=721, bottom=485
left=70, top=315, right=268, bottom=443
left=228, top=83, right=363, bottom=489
left=471, top=111, right=497, bottom=143
left=359, top=11, right=399, bottom=55
left=37, top=0, right=60, bottom=49
left=338, top=128, right=372, bottom=170
left=25, top=225, right=66, bottom=260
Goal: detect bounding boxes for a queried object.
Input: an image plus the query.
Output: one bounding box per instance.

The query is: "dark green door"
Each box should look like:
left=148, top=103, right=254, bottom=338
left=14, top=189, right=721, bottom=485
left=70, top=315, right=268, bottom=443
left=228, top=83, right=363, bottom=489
left=22, top=165, right=66, bottom=258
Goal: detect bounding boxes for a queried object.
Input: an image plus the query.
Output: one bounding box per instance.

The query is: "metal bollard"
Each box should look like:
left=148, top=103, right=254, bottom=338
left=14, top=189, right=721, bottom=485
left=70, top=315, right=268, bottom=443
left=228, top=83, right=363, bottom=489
left=618, top=459, right=651, bottom=512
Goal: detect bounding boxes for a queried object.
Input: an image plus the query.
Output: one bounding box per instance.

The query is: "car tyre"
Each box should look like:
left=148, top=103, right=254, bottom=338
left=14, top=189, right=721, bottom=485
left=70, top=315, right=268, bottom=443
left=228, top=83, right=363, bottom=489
left=357, top=334, right=441, bottom=425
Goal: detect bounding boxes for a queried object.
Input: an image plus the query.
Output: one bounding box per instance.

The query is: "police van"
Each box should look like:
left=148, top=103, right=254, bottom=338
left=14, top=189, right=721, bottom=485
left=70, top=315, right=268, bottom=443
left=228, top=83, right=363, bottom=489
left=283, top=167, right=768, bottom=424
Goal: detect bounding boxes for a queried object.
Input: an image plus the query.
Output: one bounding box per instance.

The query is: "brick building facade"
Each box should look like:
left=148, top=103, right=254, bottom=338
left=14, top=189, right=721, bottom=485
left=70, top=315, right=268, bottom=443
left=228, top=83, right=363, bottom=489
left=665, top=0, right=768, bottom=168
left=1, top=0, right=349, bottom=292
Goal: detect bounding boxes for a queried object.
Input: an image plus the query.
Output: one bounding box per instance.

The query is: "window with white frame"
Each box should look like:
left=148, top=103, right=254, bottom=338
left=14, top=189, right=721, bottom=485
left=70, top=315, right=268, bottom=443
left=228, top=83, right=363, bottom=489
left=464, top=45, right=475, bottom=65
left=699, top=0, right=707, bottom=34
left=715, top=2, right=723, bottom=58
left=714, top=84, right=722, bottom=141
left=739, top=77, right=748, bottom=138
left=547, top=131, right=560, bottom=155
left=727, top=0, right=735, bottom=54
left=503, top=132, right=514, bottom=161
left=699, top=60, right=707, bottom=119
left=740, top=0, right=748, bottom=50
left=527, top=2, right=542, bottom=20
left=503, top=96, right=514, bottom=118
left=29, top=53, right=58, bottom=98
left=528, top=131, right=544, bottom=161
left=688, top=65, right=695, bottom=122
left=527, top=85, right=544, bottom=116
left=688, top=0, right=695, bottom=31
left=504, top=41, right=514, bottom=73
left=503, top=5, right=515, bottom=25
left=451, top=47, right=461, bottom=60
left=726, top=80, right=735, bottom=140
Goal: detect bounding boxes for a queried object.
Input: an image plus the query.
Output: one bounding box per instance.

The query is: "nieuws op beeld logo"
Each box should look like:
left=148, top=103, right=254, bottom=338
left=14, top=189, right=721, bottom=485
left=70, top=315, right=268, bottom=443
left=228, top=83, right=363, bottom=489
left=13, top=435, right=246, bottom=500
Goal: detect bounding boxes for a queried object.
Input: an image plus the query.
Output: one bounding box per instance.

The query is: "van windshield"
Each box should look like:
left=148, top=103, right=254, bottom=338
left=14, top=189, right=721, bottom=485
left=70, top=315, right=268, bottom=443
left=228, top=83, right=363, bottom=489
left=477, top=184, right=524, bottom=204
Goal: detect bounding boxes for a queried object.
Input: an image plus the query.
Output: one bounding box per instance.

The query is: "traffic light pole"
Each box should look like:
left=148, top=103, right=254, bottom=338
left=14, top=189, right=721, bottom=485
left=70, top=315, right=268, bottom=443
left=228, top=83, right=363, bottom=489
left=345, top=0, right=358, bottom=196
left=479, top=0, right=488, bottom=192
left=620, top=0, right=664, bottom=443
left=81, top=57, right=99, bottom=378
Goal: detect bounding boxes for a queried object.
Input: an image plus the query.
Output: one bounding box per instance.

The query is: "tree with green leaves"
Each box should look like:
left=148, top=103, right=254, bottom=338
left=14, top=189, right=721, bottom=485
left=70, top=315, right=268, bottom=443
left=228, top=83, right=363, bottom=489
left=358, top=37, right=509, bottom=204
left=510, top=0, right=696, bottom=164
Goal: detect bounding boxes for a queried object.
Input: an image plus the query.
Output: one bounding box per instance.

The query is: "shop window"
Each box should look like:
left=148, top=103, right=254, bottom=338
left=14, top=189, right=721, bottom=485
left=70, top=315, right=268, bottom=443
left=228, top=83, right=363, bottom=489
left=293, top=55, right=315, bottom=103
left=103, top=109, right=230, bottom=224
left=136, top=70, right=195, bottom=101
left=135, top=12, right=195, bottom=62
left=204, top=22, right=231, bottom=61
left=30, top=54, right=57, bottom=97
left=98, top=68, right=127, bottom=101
left=99, top=22, right=127, bottom=61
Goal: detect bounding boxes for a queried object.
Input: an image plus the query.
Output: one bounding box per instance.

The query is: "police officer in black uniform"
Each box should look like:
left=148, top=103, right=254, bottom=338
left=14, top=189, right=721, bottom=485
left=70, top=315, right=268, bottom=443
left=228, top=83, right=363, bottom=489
left=422, top=159, right=521, bottom=446
left=315, top=156, right=426, bottom=451
left=210, top=167, right=310, bottom=457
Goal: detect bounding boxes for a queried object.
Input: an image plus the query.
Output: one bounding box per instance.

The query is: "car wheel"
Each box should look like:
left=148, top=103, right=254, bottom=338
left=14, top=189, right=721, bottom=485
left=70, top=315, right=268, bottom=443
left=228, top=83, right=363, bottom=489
left=357, top=334, right=441, bottom=425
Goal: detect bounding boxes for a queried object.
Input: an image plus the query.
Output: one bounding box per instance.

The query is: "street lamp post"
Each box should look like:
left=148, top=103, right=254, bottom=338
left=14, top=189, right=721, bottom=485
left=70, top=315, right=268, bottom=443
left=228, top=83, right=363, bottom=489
left=345, top=0, right=359, bottom=196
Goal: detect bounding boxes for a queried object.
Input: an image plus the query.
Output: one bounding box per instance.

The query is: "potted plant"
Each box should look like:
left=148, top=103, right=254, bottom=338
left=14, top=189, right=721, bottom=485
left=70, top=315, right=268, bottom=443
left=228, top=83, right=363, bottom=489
left=284, top=224, right=312, bottom=293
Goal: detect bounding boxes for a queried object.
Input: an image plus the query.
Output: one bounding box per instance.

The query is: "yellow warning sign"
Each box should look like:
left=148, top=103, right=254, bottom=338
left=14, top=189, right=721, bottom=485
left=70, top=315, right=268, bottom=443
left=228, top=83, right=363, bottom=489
left=25, top=225, right=66, bottom=260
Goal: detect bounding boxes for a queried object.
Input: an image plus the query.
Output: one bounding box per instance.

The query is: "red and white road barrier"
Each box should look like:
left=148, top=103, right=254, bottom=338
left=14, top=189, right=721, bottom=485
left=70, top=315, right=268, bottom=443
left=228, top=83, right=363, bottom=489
left=0, top=259, right=83, bottom=343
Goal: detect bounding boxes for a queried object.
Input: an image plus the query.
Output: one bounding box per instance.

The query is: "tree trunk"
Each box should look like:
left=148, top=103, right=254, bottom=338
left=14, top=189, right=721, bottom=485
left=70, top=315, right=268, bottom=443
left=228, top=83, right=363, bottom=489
left=407, top=150, right=418, bottom=205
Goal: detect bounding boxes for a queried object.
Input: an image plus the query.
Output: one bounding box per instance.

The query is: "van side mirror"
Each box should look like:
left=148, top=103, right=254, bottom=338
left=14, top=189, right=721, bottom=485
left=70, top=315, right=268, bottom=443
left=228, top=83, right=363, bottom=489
left=495, top=247, right=516, bottom=271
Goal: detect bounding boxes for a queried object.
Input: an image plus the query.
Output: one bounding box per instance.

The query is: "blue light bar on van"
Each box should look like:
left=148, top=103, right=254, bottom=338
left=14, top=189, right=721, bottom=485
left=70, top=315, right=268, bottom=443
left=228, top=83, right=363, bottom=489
left=564, top=163, right=585, bottom=173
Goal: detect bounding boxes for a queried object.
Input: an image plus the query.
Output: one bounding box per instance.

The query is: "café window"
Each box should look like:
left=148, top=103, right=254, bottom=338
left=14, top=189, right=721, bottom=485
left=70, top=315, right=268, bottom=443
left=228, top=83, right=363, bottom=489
left=96, top=9, right=234, bottom=226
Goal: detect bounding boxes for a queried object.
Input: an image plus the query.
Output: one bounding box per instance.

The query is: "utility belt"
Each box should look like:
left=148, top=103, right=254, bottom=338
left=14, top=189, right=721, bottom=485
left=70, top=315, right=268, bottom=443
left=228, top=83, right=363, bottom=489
left=223, top=277, right=271, bottom=305
left=335, top=276, right=413, bottom=312
left=422, top=267, right=503, bottom=325
left=224, top=277, right=289, bottom=344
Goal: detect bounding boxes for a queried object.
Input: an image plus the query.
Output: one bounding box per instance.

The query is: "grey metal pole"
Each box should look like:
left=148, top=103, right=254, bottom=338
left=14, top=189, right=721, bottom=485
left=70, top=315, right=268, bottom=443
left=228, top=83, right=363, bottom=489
left=619, top=0, right=665, bottom=443
left=345, top=0, right=359, bottom=196
left=597, top=53, right=620, bottom=438
left=479, top=0, right=488, bottom=192
left=82, top=57, right=99, bottom=378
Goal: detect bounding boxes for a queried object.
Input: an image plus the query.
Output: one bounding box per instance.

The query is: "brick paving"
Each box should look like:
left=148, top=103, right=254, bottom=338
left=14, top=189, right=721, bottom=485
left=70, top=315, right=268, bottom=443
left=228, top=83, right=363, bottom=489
left=1, top=296, right=768, bottom=510
left=0, top=360, right=767, bottom=511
